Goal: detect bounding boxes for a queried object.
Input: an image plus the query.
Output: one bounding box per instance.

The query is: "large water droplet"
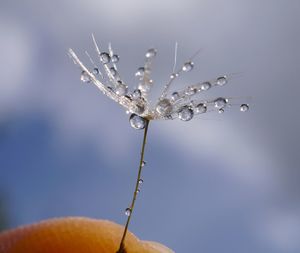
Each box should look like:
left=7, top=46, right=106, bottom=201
left=80, top=71, right=91, bottom=83
left=125, top=208, right=131, bottom=216
left=240, top=104, right=249, bottom=112
left=111, top=54, right=119, bottom=63
left=145, top=48, right=157, bottom=58
left=135, top=67, right=145, bottom=77
left=129, top=101, right=145, bottom=115
left=182, top=62, right=194, bottom=72
left=156, top=99, right=173, bottom=116
left=195, top=103, right=207, bottom=114
left=100, top=52, right=110, bottom=64
left=129, top=114, right=146, bottom=129
left=115, top=83, right=128, bottom=96
left=178, top=106, right=194, bottom=121
left=214, top=97, right=227, bottom=109
left=216, top=76, right=227, bottom=86
left=138, top=179, right=144, bottom=184
left=200, top=82, right=211, bottom=91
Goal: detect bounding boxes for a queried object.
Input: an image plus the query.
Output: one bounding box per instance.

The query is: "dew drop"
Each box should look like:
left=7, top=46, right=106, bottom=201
left=129, top=114, right=146, bottom=130
left=138, top=179, right=144, bottom=185
left=240, top=104, right=249, bottom=112
left=200, top=82, right=211, bottom=91
left=178, top=106, right=194, bottom=121
left=80, top=71, right=91, bottom=83
left=171, top=92, right=180, bottom=101
left=110, top=67, right=117, bottom=77
left=115, top=83, right=128, bottom=96
left=214, top=97, right=227, bottom=109
left=135, top=67, right=145, bottom=77
left=145, top=48, right=157, bottom=58
left=125, top=208, right=131, bottom=216
left=129, top=101, right=145, bottom=115
left=132, top=89, right=142, bottom=100
left=182, top=62, right=194, bottom=72
left=92, top=68, right=99, bottom=75
left=170, top=73, right=176, bottom=79
left=136, top=189, right=140, bottom=194
left=216, top=76, right=227, bottom=86
left=156, top=99, right=173, bottom=116
left=142, top=161, right=146, bottom=167
left=111, top=54, right=119, bottom=63
left=218, top=108, right=225, bottom=114
left=195, top=103, right=207, bottom=114
left=100, top=52, right=111, bottom=64
left=138, top=82, right=151, bottom=92
left=185, top=87, right=196, bottom=96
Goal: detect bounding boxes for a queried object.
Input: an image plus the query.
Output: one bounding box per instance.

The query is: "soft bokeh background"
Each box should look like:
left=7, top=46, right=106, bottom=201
left=1, top=0, right=300, bottom=252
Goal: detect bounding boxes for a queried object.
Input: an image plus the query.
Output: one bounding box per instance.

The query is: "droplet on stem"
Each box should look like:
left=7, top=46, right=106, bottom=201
left=80, top=71, right=91, bottom=83
left=145, top=48, right=157, bottom=58
left=129, top=114, right=146, bottom=130
left=156, top=99, right=173, bottom=116
left=216, top=76, right=227, bottom=86
left=214, top=97, right=227, bottom=109
left=182, top=62, right=194, bottom=72
left=178, top=106, right=194, bottom=121
left=111, top=54, right=119, bottom=63
left=240, top=104, right=249, bottom=112
left=100, top=52, right=111, bottom=64
left=125, top=208, right=131, bottom=216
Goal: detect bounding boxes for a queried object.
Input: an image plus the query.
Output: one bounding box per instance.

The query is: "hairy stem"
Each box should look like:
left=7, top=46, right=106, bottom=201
left=116, top=120, right=150, bottom=253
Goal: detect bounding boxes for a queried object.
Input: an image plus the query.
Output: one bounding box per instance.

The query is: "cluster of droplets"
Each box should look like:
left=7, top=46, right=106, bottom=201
left=70, top=36, right=250, bottom=131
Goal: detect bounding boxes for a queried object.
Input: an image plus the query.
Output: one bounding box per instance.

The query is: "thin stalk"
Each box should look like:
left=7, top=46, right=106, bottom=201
left=116, top=119, right=150, bottom=253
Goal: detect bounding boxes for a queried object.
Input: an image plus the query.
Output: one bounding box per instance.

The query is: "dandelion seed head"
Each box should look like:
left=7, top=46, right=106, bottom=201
left=68, top=35, right=250, bottom=129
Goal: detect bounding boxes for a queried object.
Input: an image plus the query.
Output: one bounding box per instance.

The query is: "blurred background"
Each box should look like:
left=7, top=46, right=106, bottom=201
left=0, top=0, right=300, bottom=252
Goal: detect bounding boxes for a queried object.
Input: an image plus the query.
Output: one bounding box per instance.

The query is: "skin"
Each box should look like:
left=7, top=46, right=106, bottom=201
left=0, top=217, right=174, bottom=253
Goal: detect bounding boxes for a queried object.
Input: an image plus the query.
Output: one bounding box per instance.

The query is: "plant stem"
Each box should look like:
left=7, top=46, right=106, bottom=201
left=116, top=119, right=150, bottom=253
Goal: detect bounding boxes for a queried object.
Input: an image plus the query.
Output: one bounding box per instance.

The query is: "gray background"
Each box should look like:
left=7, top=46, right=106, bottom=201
left=0, top=0, right=300, bottom=252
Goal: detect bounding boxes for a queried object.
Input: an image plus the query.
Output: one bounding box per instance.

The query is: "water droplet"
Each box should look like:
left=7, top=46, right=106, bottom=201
left=178, top=106, right=194, bottom=121
left=135, top=67, right=145, bottom=77
left=138, top=83, right=151, bottom=92
left=216, top=76, right=227, bottom=86
left=136, top=189, right=140, bottom=194
left=142, top=161, right=146, bottom=167
left=214, top=97, right=227, bottom=109
left=195, top=103, right=207, bottom=114
left=125, top=208, right=131, bottom=216
left=156, top=99, right=173, bottom=116
left=200, top=82, right=211, bottom=91
left=185, top=87, right=196, bottom=96
left=182, top=62, right=194, bottom=72
left=170, top=73, right=176, bottom=79
left=115, top=83, right=128, bottom=96
left=132, top=89, right=142, bottom=100
left=240, top=104, right=249, bottom=112
left=138, top=179, right=144, bottom=184
left=100, top=52, right=110, bottom=64
left=92, top=68, right=99, bottom=75
left=111, top=54, right=119, bottom=63
left=129, top=101, right=145, bottom=115
left=145, top=48, right=157, bottom=58
left=218, top=108, right=225, bottom=114
left=129, top=114, right=146, bottom=129
left=110, top=67, right=117, bottom=77
left=80, top=71, right=91, bottom=83
left=171, top=92, right=180, bottom=101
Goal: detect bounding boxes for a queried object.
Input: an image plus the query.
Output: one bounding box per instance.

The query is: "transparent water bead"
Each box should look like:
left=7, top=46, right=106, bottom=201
left=92, top=68, right=99, bottom=75
left=178, top=106, right=194, bottom=121
left=110, top=67, right=117, bottom=77
left=200, top=82, right=211, bottom=91
left=125, top=208, right=131, bottom=216
left=156, top=98, right=173, bottom=116
left=100, top=52, right=111, bottom=64
left=218, top=108, right=225, bottom=114
left=171, top=92, right=180, bottom=101
left=185, top=87, right=197, bottom=96
left=138, top=82, right=151, bottom=92
left=141, top=161, right=146, bottom=167
left=129, top=101, right=145, bottom=115
left=214, top=97, right=228, bottom=109
left=138, top=179, right=144, bottom=184
left=129, top=114, right=146, bottom=129
left=132, top=89, right=142, bottom=100
left=216, top=76, right=227, bottom=86
left=115, top=83, right=128, bottom=96
left=240, top=104, right=249, bottom=112
left=80, top=71, right=91, bottom=83
left=182, top=62, right=194, bottom=72
left=145, top=48, right=157, bottom=58
left=136, top=189, right=140, bottom=194
left=111, top=54, right=119, bottom=63
left=195, top=103, right=207, bottom=114
left=135, top=67, right=145, bottom=77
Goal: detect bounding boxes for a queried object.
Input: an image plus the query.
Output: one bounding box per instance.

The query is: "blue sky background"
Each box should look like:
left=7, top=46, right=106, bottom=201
left=0, top=0, right=300, bottom=252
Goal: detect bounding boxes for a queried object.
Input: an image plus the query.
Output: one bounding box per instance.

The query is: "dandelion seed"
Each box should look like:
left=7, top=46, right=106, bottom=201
left=68, top=36, right=250, bottom=253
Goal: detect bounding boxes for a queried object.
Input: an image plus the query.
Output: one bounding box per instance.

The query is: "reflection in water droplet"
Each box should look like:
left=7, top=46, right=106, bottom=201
left=240, top=104, right=249, bottom=112
left=129, top=114, right=146, bottom=129
left=100, top=52, right=110, bottom=64
left=138, top=179, right=144, bottom=184
left=115, top=83, right=128, bottom=96
left=218, top=108, right=225, bottom=114
left=125, top=208, right=131, bottom=216
left=182, top=62, right=194, bottom=72
left=178, top=106, right=194, bottom=121
left=111, top=54, right=119, bottom=63
left=132, top=89, right=142, bottom=100
left=200, top=82, right=211, bottom=91
left=195, top=103, right=207, bottom=114
left=80, top=71, right=91, bottom=83
left=156, top=99, right=173, bottom=116
left=216, top=76, right=227, bottom=86
left=142, top=161, right=146, bottom=167
left=92, top=68, right=99, bottom=75
left=145, top=48, right=157, bottom=58
left=171, top=92, right=180, bottom=101
left=135, top=67, right=145, bottom=77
